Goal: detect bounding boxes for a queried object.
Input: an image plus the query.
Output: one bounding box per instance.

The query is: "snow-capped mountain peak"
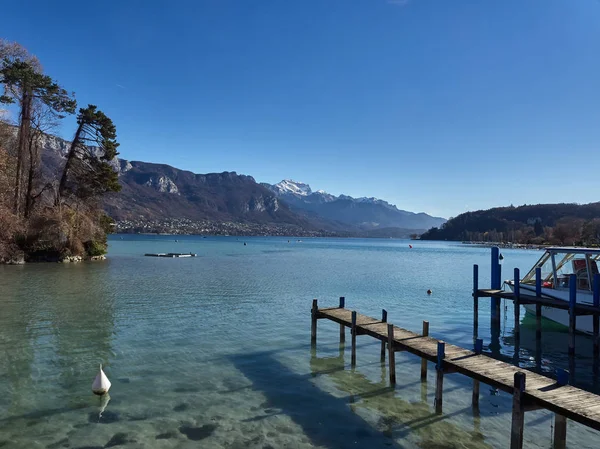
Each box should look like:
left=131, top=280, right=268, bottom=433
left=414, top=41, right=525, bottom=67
left=272, top=179, right=312, bottom=196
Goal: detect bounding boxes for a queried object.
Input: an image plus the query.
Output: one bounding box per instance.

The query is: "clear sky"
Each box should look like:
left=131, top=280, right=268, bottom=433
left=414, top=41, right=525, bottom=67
left=2, top=0, right=600, bottom=218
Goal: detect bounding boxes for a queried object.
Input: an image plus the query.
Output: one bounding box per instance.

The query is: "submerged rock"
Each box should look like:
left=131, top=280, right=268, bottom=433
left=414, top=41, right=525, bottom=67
left=155, top=431, right=179, bottom=440
left=173, top=403, right=189, bottom=412
left=105, top=432, right=135, bottom=447
left=179, top=424, right=217, bottom=441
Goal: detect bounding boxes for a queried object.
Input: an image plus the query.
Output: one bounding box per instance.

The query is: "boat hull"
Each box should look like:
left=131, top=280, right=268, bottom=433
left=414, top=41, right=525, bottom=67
left=508, top=284, right=594, bottom=335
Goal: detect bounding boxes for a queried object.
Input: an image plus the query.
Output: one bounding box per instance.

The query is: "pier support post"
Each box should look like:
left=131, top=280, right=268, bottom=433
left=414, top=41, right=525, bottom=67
left=339, top=297, right=345, bottom=343
left=472, top=339, right=483, bottom=410
left=435, top=341, right=445, bottom=414
left=351, top=311, right=357, bottom=368
left=553, top=369, right=569, bottom=449
left=387, top=324, right=396, bottom=385
left=473, top=264, right=479, bottom=340
left=380, top=309, right=388, bottom=362
left=594, top=274, right=600, bottom=383
left=553, top=415, right=567, bottom=449
left=510, top=372, right=526, bottom=449
left=514, top=268, right=521, bottom=366
left=421, top=320, right=429, bottom=381
left=311, top=299, right=318, bottom=344
left=491, top=248, right=501, bottom=329
left=535, top=267, right=542, bottom=370
left=568, top=274, right=577, bottom=358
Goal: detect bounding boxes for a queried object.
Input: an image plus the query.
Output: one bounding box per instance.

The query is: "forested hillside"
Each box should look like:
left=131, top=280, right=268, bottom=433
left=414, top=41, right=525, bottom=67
left=420, top=203, right=600, bottom=246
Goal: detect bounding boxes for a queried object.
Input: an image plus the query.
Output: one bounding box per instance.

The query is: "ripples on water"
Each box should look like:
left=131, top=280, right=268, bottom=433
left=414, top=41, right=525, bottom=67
left=0, top=236, right=598, bottom=448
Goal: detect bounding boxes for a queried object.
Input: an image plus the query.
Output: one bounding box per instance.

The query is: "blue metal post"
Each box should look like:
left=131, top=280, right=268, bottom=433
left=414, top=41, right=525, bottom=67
left=475, top=338, right=483, bottom=354
left=473, top=264, right=479, bottom=340
left=513, top=268, right=521, bottom=367
left=535, top=267, right=542, bottom=366
left=594, top=274, right=600, bottom=366
left=569, top=274, right=577, bottom=357
left=556, top=368, right=569, bottom=386
left=490, top=248, right=501, bottom=353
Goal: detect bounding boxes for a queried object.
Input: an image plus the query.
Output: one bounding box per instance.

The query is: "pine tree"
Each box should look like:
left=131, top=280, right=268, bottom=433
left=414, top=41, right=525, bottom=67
left=0, top=58, right=75, bottom=215
left=56, top=105, right=121, bottom=206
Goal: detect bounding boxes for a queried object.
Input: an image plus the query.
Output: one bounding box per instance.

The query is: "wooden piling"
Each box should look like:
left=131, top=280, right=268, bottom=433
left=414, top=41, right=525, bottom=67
left=351, top=311, right=357, bottom=367
left=387, top=323, right=396, bottom=384
left=421, top=320, right=429, bottom=380
left=380, top=309, right=388, bottom=362
left=569, top=275, right=577, bottom=357
left=473, top=264, right=479, bottom=340
left=510, top=372, right=526, bottom=449
left=435, top=341, right=445, bottom=414
left=553, top=415, right=567, bottom=449
left=339, top=297, right=345, bottom=343
left=311, top=299, right=318, bottom=344
left=554, top=369, right=569, bottom=449
left=473, top=338, right=483, bottom=409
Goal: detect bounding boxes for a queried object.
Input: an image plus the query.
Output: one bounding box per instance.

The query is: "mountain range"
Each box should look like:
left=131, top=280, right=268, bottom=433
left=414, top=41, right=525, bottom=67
left=262, top=180, right=446, bottom=231
left=36, top=131, right=445, bottom=236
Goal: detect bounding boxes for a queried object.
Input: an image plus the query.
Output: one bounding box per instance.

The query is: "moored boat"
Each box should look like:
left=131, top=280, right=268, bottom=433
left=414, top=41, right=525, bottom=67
left=506, top=247, right=600, bottom=334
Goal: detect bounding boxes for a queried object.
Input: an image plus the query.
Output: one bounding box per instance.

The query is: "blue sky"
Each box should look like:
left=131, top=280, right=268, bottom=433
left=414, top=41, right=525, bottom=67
left=2, top=0, right=600, bottom=218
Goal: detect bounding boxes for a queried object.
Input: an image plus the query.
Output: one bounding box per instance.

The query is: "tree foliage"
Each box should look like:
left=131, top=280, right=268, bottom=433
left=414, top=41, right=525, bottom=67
left=0, top=41, right=120, bottom=262
left=420, top=203, right=600, bottom=246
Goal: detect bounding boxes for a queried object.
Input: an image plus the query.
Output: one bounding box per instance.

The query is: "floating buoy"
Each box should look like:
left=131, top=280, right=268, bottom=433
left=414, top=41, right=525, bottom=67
left=409, top=244, right=413, bottom=249
left=499, top=253, right=504, bottom=260
left=244, top=242, right=247, bottom=246
left=427, top=289, right=432, bottom=295
left=92, top=364, right=111, bottom=395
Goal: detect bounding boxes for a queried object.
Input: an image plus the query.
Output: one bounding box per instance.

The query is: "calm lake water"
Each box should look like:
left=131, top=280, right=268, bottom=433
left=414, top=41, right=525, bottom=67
left=1, top=236, right=599, bottom=448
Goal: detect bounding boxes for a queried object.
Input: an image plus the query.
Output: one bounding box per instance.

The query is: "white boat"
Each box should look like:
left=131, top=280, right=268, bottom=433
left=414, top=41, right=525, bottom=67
left=506, top=247, right=600, bottom=334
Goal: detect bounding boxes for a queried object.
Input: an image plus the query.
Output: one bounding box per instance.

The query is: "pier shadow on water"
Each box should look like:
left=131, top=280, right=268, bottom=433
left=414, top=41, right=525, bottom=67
left=230, top=344, right=491, bottom=449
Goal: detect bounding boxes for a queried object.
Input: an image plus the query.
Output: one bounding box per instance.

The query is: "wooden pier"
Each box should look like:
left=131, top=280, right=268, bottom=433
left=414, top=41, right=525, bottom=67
left=311, top=297, right=600, bottom=449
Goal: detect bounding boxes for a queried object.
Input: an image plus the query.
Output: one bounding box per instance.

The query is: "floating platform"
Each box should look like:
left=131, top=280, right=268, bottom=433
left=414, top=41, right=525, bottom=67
left=144, top=252, right=197, bottom=258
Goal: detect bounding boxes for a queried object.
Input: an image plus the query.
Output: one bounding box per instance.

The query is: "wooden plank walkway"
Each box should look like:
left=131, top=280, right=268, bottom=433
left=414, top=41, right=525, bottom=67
left=477, top=289, right=600, bottom=315
left=315, top=305, right=600, bottom=432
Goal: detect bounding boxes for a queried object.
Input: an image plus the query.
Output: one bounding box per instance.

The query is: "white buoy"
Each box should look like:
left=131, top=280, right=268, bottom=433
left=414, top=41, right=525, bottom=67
left=92, top=364, right=111, bottom=395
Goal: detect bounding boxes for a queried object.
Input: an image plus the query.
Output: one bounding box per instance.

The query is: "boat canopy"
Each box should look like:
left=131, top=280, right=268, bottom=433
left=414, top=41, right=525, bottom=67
left=522, top=248, right=600, bottom=291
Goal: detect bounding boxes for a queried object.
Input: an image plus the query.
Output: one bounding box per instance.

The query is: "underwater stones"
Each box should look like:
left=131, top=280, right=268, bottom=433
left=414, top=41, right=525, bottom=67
left=173, top=403, right=189, bottom=412
left=173, top=386, right=199, bottom=393
left=155, top=430, right=179, bottom=440
left=179, top=424, right=217, bottom=441
left=46, top=438, right=69, bottom=449
left=105, top=432, right=135, bottom=447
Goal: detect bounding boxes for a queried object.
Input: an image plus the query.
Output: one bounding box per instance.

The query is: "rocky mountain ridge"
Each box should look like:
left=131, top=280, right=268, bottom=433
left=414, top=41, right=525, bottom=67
left=262, top=179, right=446, bottom=230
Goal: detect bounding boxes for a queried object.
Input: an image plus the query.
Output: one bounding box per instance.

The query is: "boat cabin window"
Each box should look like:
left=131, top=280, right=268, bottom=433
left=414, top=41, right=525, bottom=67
left=521, top=251, right=600, bottom=291
left=522, top=252, right=553, bottom=285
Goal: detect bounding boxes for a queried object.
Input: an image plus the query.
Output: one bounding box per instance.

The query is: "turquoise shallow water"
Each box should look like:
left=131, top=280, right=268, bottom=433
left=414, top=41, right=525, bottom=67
left=0, top=236, right=599, bottom=448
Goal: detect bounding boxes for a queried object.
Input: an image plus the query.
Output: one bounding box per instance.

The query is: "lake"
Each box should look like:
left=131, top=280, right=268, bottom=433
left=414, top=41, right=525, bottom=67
left=0, top=236, right=598, bottom=448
